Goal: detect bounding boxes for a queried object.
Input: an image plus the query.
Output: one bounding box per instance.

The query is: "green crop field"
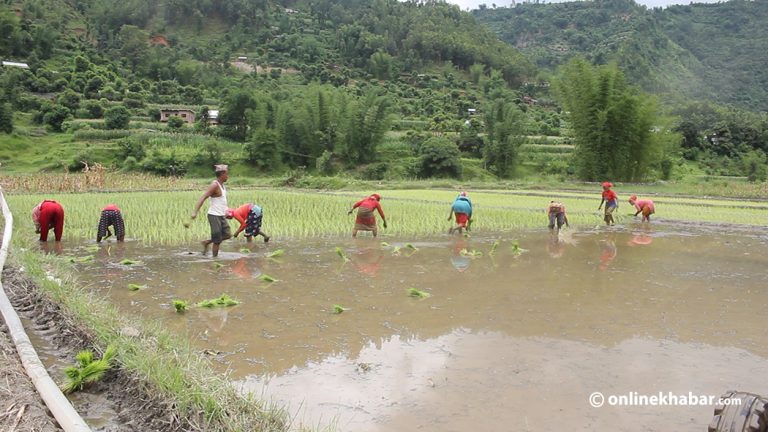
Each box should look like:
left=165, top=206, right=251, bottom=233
left=5, top=188, right=768, bottom=245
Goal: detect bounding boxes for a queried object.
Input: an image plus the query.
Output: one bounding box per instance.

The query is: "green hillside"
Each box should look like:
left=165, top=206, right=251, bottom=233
left=1, top=0, right=767, bottom=183
left=473, top=0, right=768, bottom=112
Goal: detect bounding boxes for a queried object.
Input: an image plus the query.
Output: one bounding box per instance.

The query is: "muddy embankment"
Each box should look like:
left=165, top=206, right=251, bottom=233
left=1, top=266, right=193, bottom=431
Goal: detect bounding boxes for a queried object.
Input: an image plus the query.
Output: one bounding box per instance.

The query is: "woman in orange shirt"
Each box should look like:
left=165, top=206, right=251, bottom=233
left=227, top=203, right=270, bottom=243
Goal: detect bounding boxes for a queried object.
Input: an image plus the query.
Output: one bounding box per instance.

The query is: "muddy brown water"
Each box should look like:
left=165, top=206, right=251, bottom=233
left=50, top=222, right=768, bottom=431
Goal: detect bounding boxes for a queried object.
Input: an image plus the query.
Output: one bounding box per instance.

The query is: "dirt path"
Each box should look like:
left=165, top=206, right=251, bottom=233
left=1, top=267, right=192, bottom=432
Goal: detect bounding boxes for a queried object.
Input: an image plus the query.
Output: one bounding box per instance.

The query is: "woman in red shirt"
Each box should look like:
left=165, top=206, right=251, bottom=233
left=32, top=200, right=64, bottom=242
left=597, top=182, right=619, bottom=226
left=347, top=193, right=387, bottom=237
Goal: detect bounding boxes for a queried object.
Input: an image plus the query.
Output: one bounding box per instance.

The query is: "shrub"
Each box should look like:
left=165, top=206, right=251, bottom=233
left=167, top=116, right=185, bottom=130
left=43, top=105, right=71, bottom=132
left=104, top=105, right=130, bottom=130
left=141, top=150, right=188, bottom=176
left=82, top=100, right=104, bottom=119
left=0, top=103, right=13, bottom=134
left=418, top=136, right=462, bottom=179
left=316, top=150, right=334, bottom=175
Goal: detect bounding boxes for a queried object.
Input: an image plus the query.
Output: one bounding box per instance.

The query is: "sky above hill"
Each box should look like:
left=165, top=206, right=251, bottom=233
left=448, top=0, right=724, bottom=10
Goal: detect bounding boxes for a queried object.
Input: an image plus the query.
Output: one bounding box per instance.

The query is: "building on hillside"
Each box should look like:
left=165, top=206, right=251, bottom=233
left=159, top=109, right=196, bottom=124
left=1, top=61, right=29, bottom=69
left=207, top=109, right=220, bottom=125
left=467, top=108, right=477, bottom=116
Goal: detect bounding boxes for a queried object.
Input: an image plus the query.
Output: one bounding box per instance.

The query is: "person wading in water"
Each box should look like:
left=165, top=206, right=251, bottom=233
left=192, top=164, right=231, bottom=257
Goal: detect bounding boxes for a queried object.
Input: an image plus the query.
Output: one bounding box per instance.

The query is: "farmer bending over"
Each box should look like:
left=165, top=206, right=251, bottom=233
left=32, top=200, right=65, bottom=242
left=96, top=204, right=125, bottom=242
left=348, top=193, right=387, bottom=238
left=228, top=203, right=270, bottom=243
left=547, top=200, right=569, bottom=232
left=448, top=191, right=473, bottom=234
left=192, top=164, right=230, bottom=257
left=628, top=195, right=655, bottom=222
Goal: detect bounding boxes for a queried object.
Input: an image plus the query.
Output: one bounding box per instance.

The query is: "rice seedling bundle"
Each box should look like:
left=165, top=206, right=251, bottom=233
left=196, top=294, right=240, bottom=308
left=173, top=300, right=189, bottom=312
left=407, top=288, right=431, bottom=298
left=259, top=274, right=278, bottom=283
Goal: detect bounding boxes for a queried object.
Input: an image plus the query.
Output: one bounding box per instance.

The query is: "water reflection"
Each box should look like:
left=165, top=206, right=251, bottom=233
left=449, top=237, right=471, bottom=272
left=65, top=224, right=768, bottom=431
left=598, top=233, right=618, bottom=271
left=351, top=247, right=384, bottom=277
left=238, top=332, right=768, bottom=432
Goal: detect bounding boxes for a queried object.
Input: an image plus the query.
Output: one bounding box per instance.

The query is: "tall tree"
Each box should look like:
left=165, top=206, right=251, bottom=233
left=483, top=98, right=526, bottom=178
left=556, top=58, right=661, bottom=181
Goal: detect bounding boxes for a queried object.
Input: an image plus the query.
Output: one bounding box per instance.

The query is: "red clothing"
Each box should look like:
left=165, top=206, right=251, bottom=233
left=547, top=202, right=566, bottom=214
left=454, top=213, right=469, bottom=227
left=352, top=197, right=385, bottom=219
left=601, top=190, right=617, bottom=201
left=230, top=204, right=252, bottom=231
left=102, top=204, right=121, bottom=212
left=632, top=199, right=655, bottom=214
left=33, top=200, right=64, bottom=241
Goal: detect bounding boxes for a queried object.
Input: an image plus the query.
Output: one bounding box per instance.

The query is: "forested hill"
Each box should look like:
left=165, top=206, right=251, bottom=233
left=473, top=0, right=768, bottom=112
left=1, top=0, right=534, bottom=87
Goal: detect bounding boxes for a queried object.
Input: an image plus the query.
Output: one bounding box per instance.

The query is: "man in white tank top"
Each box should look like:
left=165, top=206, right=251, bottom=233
left=192, top=164, right=231, bottom=257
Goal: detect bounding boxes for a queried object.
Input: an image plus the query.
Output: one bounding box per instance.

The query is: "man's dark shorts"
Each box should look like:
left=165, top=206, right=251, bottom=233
left=207, top=214, right=231, bottom=244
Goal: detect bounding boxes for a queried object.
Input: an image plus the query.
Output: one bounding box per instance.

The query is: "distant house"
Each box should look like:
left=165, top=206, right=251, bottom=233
left=207, top=109, right=219, bottom=125
left=160, top=109, right=195, bottom=124
left=467, top=108, right=477, bottom=116
left=1, top=61, right=29, bottom=69
left=236, top=56, right=248, bottom=61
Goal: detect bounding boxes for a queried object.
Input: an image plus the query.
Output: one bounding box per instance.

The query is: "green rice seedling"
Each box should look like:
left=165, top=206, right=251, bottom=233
left=335, top=247, right=350, bottom=262
left=213, top=262, right=225, bottom=269
left=405, top=243, right=418, bottom=251
left=69, top=255, right=94, bottom=263
left=391, top=246, right=401, bottom=255
left=459, top=248, right=483, bottom=257
left=127, top=283, right=147, bottom=291
left=408, top=288, right=431, bottom=298
left=267, top=249, right=285, bottom=258
left=240, top=248, right=250, bottom=254
left=120, top=259, right=141, bottom=266
left=259, top=274, right=278, bottom=283
left=197, top=294, right=240, bottom=308
left=333, top=304, right=348, bottom=314
left=380, top=242, right=390, bottom=248
left=489, top=240, right=500, bottom=256
left=173, top=300, right=189, bottom=313
left=510, top=241, right=528, bottom=256
left=61, top=345, right=117, bottom=394
left=86, top=246, right=99, bottom=253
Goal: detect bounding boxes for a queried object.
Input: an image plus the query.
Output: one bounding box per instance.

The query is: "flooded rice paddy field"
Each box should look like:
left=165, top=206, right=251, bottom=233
left=62, top=222, right=768, bottom=431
